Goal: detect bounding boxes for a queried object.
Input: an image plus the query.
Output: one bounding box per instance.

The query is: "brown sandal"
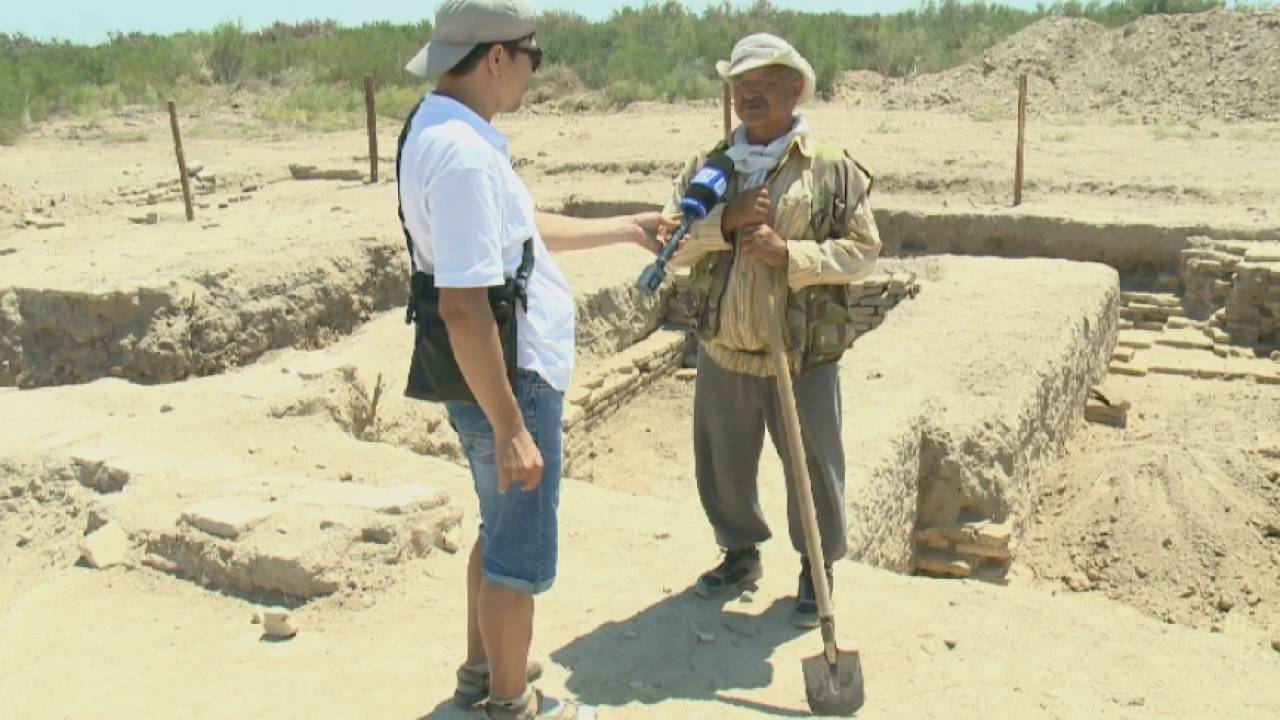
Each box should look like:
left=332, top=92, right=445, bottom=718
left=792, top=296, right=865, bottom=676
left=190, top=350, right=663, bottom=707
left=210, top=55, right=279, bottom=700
left=484, top=686, right=597, bottom=720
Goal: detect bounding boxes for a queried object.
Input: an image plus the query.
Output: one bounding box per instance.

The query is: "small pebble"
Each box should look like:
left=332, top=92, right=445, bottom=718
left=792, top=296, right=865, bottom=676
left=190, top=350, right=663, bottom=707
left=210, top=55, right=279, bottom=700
left=944, top=638, right=958, bottom=650
left=623, top=629, right=638, bottom=640
left=696, top=632, right=716, bottom=645
left=160, top=404, right=173, bottom=413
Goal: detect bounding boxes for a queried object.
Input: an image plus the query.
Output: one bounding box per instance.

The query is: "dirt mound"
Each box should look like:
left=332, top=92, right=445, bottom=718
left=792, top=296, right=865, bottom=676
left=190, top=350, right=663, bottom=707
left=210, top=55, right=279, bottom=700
left=847, top=9, right=1280, bottom=121
left=1020, top=374, right=1280, bottom=643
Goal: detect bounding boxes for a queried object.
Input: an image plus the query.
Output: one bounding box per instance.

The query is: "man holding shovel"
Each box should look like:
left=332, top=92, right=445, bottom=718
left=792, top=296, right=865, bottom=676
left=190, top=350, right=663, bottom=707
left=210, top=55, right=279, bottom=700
left=665, top=33, right=882, bottom=629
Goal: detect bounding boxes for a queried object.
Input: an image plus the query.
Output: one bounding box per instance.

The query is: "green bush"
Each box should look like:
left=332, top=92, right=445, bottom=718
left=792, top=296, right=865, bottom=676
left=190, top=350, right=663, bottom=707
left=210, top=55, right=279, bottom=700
left=209, top=22, right=248, bottom=84
left=0, top=1, right=1270, bottom=140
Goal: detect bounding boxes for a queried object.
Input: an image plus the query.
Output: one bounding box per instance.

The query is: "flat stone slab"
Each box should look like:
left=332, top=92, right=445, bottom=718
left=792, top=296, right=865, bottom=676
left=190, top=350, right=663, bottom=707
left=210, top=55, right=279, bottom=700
left=1154, top=328, right=1215, bottom=351
left=181, top=498, right=277, bottom=539
left=288, top=482, right=449, bottom=515
left=79, top=522, right=129, bottom=569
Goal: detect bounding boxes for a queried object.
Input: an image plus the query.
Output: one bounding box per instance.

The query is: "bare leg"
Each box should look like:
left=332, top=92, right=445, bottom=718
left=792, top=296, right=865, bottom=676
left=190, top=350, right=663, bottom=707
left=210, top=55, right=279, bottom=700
left=465, top=539, right=486, bottom=667
left=479, top=580, right=534, bottom=702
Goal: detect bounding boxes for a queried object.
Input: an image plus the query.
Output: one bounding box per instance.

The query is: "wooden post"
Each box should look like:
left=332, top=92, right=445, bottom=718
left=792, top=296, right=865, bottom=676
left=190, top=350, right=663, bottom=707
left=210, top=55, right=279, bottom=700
left=365, top=75, right=378, bottom=183
left=1014, top=73, right=1028, bottom=207
left=167, top=100, right=194, bottom=222
left=723, top=83, right=732, bottom=145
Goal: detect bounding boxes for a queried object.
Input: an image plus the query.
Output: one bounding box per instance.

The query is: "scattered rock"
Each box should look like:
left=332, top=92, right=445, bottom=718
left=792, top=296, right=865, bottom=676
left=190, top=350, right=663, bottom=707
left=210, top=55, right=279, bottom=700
left=1064, top=572, right=1092, bottom=592
left=1217, top=596, right=1235, bottom=613
left=696, top=631, right=716, bottom=645
left=251, top=611, right=262, bottom=625
left=160, top=404, right=173, bottom=413
left=16, top=531, right=33, bottom=548
left=0, top=247, right=17, bottom=256
left=78, top=522, right=128, bottom=569
left=623, top=629, right=638, bottom=640
left=944, top=637, right=958, bottom=650
left=1272, top=638, right=1280, bottom=653
left=261, top=607, right=297, bottom=639
left=289, top=164, right=362, bottom=182
left=739, top=590, right=755, bottom=604
left=436, top=526, right=462, bottom=554
left=674, top=368, right=697, bottom=381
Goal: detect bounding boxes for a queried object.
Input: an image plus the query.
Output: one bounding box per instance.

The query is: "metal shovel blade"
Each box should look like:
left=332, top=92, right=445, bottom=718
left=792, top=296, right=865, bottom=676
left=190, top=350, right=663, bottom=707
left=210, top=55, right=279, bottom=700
left=801, top=647, right=864, bottom=716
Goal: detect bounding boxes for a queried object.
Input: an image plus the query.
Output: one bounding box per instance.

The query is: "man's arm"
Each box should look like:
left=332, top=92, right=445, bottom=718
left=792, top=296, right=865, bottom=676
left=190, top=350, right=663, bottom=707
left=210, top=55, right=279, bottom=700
left=535, top=212, right=669, bottom=254
left=438, top=288, right=542, bottom=492
left=785, top=156, right=882, bottom=290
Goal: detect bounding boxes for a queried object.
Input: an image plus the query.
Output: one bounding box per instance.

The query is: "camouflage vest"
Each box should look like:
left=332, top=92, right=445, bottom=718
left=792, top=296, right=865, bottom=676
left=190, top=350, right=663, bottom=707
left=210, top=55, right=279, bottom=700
left=684, top=141, right=872, bottom=372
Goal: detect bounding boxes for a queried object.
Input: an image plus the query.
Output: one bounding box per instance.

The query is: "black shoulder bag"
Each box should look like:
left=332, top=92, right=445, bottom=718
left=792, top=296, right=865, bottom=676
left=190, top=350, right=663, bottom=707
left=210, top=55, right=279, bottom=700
left=397, top=99, right=534, bottom=404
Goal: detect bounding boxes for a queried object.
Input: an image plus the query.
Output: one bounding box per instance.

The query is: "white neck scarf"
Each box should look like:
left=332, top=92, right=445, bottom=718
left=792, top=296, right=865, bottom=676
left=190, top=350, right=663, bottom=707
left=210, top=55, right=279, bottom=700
left=724, top=116, right=810, bottom=189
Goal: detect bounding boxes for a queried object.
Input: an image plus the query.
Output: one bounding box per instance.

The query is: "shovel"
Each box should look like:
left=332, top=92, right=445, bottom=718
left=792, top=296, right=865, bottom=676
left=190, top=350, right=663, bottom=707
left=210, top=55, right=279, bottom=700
left=765, top=293, right=865, bottom=717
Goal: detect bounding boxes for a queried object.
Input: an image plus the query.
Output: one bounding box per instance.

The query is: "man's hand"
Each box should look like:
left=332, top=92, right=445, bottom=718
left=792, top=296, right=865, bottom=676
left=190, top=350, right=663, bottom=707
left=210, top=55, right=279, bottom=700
left=739, top=224, right=788, bottom=268
left=722, top=187, right=771, bottom=234
left=629, top=211, right=680, bottom=255
left=495, top=424, right=544, bottom=493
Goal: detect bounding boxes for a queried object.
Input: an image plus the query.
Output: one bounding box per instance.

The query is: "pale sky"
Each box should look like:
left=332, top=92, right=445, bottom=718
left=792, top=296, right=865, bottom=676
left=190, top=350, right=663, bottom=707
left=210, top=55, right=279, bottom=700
left=5, top=1, right=1049, bottom=44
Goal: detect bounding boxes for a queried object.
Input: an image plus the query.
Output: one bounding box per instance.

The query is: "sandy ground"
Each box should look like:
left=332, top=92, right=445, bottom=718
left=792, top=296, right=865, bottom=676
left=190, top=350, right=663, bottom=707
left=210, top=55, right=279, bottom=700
left=3, top=96, right=1280, bottom=718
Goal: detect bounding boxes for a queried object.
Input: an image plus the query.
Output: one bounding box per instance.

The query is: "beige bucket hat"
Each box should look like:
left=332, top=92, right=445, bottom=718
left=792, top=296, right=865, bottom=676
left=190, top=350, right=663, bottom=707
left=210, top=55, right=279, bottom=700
left=405, top=0, right=536, bottom=79
left=716, top=33, right=817, bottom=105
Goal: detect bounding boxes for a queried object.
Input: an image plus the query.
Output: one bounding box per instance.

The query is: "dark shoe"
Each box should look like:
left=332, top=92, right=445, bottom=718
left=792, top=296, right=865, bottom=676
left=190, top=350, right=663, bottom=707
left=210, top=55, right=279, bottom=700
left=793, top=556, right=833, bottom=629
left=694, top=546, right=762, bottom=599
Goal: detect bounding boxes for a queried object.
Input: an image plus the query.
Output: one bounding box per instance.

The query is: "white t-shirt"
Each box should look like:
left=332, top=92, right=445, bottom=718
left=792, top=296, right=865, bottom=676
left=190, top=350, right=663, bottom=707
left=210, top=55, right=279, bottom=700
left=399, top=93, right=575, bottom=392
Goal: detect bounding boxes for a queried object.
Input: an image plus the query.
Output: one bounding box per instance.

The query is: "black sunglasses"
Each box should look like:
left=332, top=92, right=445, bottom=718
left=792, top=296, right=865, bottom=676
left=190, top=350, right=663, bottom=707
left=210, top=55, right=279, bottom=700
left=509, top=45, right=543, bottom=73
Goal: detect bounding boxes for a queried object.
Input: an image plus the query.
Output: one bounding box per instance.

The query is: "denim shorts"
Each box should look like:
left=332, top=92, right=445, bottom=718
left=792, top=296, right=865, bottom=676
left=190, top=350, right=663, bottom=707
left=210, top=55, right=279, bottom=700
left=446, top=369, right=564, bottom=595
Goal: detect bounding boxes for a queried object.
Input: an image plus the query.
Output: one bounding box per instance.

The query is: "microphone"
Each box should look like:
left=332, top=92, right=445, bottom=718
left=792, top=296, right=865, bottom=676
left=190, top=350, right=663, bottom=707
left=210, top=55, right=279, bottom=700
left=635, top=154, right=735, bottom=295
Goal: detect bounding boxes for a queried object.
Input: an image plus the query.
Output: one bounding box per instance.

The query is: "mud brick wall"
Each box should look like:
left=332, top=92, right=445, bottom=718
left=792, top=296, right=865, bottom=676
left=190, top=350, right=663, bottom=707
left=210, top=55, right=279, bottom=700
left=915, top=519, right=1014, bottom=582
left=1182, top=240, right=1280, bottom=346
left=1181, top=243, right=1244, bottom=317
left=561, top=329, right=691, bottom=475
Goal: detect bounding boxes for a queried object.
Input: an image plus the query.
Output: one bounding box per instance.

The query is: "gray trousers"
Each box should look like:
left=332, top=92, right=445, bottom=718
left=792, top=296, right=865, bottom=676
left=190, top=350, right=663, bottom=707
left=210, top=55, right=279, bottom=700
left=694, top=346, right=848, bottom=563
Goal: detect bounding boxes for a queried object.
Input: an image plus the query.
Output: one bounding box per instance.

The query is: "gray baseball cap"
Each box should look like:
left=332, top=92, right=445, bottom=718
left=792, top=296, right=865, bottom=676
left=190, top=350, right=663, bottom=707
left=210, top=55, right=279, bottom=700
left=405, top=0, right=537, bottom=79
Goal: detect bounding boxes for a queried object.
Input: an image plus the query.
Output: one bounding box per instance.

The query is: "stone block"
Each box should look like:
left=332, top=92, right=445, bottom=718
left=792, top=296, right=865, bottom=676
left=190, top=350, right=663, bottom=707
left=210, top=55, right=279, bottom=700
left=1148, top=365, right=1196, bottom=377
left=1154, top=330, right=1213, bottom=351
left=975, top=520, right=1013, bottom=547
left=956, top=541, right=1013, bottom=561
left=79, top=521, right=129, bottom=569
left=566, top=385, right=592, bottom=407
left=181, top=498, right=278, bottom=539
left=917, top=550, right=971, bottom=578
left=1109, top=364, right=1148, bottom=377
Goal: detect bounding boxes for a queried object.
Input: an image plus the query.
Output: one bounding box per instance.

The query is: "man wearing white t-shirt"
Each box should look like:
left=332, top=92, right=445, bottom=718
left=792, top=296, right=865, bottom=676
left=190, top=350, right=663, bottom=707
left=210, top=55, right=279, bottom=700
left=398, top=2, right=669, bottom=718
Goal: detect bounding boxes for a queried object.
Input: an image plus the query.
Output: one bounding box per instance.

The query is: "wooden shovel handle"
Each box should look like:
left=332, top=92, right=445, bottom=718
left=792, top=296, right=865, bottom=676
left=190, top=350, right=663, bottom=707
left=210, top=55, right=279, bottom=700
left=765, top=294, right=836, bottom=622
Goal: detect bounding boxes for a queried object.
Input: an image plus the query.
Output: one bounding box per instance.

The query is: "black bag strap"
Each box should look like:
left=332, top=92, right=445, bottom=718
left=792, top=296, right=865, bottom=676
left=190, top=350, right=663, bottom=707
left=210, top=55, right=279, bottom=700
left=396, top=99, right=426, bottom=275
left=397, top=95, right=536, bottom=320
